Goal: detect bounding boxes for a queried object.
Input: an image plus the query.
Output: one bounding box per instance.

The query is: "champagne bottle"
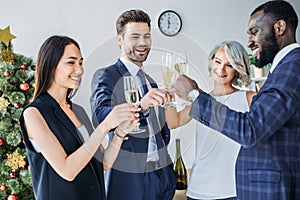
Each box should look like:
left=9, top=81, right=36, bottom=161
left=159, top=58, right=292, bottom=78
left=174, top=138, right=187, bottom=190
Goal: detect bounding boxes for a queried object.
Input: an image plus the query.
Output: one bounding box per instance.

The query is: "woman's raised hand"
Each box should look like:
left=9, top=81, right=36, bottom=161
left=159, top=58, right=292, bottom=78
left=106, top=103, right=140, bottom=130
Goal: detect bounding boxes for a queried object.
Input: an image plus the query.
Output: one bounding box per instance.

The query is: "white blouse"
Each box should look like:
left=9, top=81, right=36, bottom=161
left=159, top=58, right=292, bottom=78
left=187, top=90, right=249, bottom=199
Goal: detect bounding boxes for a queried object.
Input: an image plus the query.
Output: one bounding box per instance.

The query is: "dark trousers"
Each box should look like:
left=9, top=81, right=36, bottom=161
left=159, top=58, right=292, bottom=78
left=144, top=164, right=176, bottom=200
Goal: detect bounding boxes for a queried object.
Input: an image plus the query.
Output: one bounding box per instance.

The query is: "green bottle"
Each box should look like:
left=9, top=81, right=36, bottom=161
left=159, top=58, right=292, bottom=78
left=174, top=138, right=188, bottom=190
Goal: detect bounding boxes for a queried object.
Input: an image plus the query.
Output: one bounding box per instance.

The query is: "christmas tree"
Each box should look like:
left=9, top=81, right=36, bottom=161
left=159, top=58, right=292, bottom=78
left=0, top=26, right=35, bottom=200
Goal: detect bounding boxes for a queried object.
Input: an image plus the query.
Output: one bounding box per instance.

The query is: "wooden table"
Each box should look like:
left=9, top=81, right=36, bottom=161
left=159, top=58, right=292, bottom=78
left=173, top=189, right=187, bottom=200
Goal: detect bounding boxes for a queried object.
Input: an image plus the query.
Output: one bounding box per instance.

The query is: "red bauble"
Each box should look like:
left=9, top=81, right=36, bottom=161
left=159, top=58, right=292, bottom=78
left=14, top=102, right=21, bottom=109
left=4, top=71, right=11, bottom=77
left=19, top=82, right=29, bottom=91
left=0, top=90, right=3, bottom=97
left=0, top=184, right=6, bottom=191
left=0, top=137, right=4, bottom=146
left=21, top=64, right=28, bottom=70
left=10, top=172, right=17, bottom=179
left=7, top=194, right=18, bottom=200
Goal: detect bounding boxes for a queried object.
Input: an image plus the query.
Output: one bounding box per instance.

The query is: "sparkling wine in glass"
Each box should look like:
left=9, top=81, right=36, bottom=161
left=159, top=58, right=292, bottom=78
left=161, top=53, right=178, bottom=107
left=123, top=76, right=145, bottom=133
left=175, top=51, right=189, bottom=75
left=175, top=51, right=191, bottom=107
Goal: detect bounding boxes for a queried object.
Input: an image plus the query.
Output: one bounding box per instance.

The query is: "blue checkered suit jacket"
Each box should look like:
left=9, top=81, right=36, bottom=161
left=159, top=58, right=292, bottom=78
left=190, top=47, right=300, bottom=199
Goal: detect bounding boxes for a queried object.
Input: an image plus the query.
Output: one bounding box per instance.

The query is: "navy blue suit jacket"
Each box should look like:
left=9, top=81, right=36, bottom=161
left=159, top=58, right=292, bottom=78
left=90, top=59, right=175, bottom=199
left=190, top=47, right=300, bottom=199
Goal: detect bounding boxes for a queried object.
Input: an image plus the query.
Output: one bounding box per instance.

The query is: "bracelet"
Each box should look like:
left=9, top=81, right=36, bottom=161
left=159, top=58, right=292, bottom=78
left=113, top=130, right=128, bottom=141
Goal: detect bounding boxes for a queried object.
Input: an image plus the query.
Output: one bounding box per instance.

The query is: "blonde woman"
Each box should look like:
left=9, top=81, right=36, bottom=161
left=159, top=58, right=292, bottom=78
left=166, top=41, right=256, bottom=200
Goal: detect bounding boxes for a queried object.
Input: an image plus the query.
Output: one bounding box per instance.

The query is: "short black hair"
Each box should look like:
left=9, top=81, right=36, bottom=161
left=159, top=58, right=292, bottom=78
left=251, top=0, right=298, bottom=34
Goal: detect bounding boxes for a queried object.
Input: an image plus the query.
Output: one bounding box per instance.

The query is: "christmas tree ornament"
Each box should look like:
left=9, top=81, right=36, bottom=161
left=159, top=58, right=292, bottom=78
left=0, top=26, right=16, bottom=47
left=19, top=82, right=29, bottom=91
left=1, top=49, right=15, bottom=63
left=31, top=65, right=36, bottom=71
left=0, top=90, right=3, bottom=97
left=4, top=70, right=11, bottom=77
left=9, top=172, right=17, bottom=179
left=0, top=184, right=6, bottom=191
left=13, top=102, right=21, bottom=109
left=0, top=97, right=10, bottom=110
left=7, top=194, right=18, bottom=200
left=20, top=64, right=28, bottom=70
left=0, top=137, right=4, bottom=146
left=6, top=151, right=26, bottom=171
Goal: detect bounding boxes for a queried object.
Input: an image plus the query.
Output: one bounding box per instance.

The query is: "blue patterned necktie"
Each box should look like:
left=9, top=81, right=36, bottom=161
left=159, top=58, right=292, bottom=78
left=137, top=69, right=149, bottom=95
left=136, top=69, right=164, bottom=161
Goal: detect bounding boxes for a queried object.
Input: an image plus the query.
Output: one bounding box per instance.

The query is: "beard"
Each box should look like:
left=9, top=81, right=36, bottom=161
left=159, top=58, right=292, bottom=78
left=255, top=30, right=279, bottom=68
left=125, top=45, right=150, bottom=63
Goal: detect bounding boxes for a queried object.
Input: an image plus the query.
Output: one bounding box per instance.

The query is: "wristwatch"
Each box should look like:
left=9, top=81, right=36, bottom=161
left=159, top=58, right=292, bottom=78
left=187, top=89, right=200, bottom=102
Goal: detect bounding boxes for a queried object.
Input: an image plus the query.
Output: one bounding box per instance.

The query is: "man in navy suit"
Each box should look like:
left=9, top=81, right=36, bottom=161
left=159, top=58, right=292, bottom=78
left=90, top=9, right=176, bottom=200
left=173, top=1, right=300, bottom=199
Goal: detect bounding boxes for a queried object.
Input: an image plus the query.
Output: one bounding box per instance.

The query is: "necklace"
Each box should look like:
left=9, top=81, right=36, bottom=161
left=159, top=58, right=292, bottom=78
left=209, top=87, right=238, bottom=97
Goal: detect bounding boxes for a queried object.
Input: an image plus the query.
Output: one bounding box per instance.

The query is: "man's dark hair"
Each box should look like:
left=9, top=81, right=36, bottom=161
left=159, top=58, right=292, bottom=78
left=251, top=0, right=298, bottom=35
left=116, top=9, right=151, bottom=35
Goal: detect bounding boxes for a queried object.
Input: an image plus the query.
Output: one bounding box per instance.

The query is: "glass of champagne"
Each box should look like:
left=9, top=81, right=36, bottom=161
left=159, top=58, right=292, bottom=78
left=123, top=76, right=145, bottom=133
left=175, top=51, right=191, bottom=106
left=161, top=52, right=178, bottom=107
left=175, top=51, right=189, bottom=75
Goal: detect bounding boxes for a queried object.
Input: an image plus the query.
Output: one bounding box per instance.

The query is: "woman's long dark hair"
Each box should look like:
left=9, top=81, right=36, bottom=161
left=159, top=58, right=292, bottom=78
left=33, top=35, right=80, bottom=99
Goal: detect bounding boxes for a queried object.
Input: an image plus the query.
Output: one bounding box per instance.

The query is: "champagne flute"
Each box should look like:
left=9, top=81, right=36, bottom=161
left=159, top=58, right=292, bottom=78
left=161, top=53, right=178, bottom=107
left=174, top=51, right=191, bottom=107
left=123, top=76, right=145, bottom=133
left=175, top=51, right=189, bottom=75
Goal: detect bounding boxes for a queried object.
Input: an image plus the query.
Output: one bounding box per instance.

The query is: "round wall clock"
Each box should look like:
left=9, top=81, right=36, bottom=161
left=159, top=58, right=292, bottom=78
left=158, top=10, right=182, bottom=36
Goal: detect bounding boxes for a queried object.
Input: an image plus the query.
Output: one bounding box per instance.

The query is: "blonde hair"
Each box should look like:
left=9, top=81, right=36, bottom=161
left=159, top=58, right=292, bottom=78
left=208, top=40, right=251, bottom=88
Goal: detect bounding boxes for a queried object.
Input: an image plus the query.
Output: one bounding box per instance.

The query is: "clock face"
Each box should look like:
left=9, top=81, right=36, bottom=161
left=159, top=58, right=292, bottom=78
left=158, top=10, right=182, bottom=36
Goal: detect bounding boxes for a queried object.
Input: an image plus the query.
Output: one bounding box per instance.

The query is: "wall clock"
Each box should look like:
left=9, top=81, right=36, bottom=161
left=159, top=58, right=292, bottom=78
left=158, top=10, right=182, bottom=36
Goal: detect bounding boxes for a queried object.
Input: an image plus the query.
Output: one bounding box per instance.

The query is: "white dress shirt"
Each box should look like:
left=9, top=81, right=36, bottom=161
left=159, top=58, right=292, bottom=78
left=270, top=43, right=300, bottom=73
left=120, top=57, right=159, bottom=162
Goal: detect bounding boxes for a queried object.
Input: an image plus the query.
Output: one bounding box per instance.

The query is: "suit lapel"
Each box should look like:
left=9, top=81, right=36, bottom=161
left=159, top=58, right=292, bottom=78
left=41, top=93, right=83, bottom=144
left=115, top=59, right=130, bottom=76
left=55, top=108, right=83, bottom=143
